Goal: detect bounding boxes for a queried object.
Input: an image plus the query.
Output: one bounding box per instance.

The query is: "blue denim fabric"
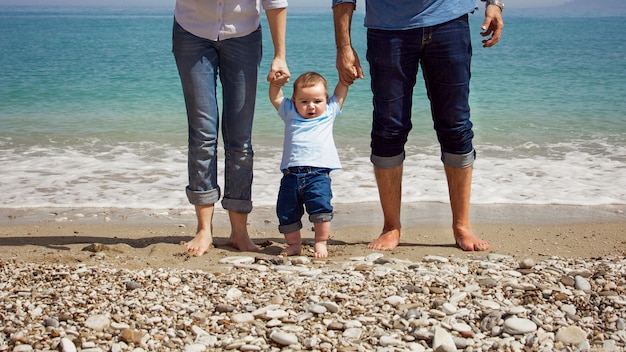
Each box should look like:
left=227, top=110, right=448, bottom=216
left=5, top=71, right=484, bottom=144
left=172, top=20, right=261, bottom=213
left=366, top=15, right=475, bottom=169
left=276, top=167, right=334, bottom=234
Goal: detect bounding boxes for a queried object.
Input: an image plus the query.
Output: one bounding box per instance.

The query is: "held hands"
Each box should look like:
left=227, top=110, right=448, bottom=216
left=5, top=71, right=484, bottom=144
left=268, top=57, right=287, bottom=110
left=267, top=57, right=290, bottom=87
left=336, top=45, right=363, bottom=86
left=480, top=5, right=504, bottom=47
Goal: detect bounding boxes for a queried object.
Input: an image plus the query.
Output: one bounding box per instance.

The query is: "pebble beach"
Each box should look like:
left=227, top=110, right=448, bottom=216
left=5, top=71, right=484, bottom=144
left=1, top=204, right=625, bottom=351
left=2, top=253, right=626, bottom=352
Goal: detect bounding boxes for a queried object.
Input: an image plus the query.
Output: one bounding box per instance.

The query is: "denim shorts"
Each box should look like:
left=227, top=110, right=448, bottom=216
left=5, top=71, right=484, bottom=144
left=366, top=15, right=475, bottom=169
left=276, top=167, right=334, bottom=234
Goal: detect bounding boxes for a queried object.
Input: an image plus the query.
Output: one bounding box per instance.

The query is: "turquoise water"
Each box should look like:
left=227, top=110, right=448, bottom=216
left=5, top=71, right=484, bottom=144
left=1, top=6, right=625, bottom=208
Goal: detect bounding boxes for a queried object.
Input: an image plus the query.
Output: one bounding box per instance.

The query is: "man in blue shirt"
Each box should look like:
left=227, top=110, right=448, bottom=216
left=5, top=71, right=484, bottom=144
left=332, top=0, right=504, bottom=251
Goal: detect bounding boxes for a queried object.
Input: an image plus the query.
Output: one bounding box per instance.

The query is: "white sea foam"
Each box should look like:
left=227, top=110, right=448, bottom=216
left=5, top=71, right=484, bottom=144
left=1, top=139, right=624, bottom=210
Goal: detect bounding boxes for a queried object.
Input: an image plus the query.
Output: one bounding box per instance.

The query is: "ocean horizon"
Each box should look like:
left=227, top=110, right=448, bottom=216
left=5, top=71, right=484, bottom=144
left=1, top=6, right=625, bottom=210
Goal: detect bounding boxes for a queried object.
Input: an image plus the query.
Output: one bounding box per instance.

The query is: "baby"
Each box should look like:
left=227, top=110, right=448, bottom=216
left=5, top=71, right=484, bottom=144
left=269, top=71, right=350, bottom=258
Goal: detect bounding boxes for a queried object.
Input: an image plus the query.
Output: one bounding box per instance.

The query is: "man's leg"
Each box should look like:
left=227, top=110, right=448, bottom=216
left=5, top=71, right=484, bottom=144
left=366, top=28, right=420, bottom=251
left=367, top=164, right=403, bottom=250
left=445, top=164, right=489, bottom=251
left=420, top=15, right=487, bottom=251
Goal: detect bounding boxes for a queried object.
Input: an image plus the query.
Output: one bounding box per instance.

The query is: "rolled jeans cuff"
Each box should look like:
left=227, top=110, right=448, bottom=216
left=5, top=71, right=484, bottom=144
left=370, top=152, right=405, bottom=169
left=186, top=186, right=220, bottom=206
left=279, top=220, right=302, bottom=234
left=222, top=198, right=253, bottom=214
left=309, top=212, right=333, bottom=223
left=441, top=149, right=476, bottom=168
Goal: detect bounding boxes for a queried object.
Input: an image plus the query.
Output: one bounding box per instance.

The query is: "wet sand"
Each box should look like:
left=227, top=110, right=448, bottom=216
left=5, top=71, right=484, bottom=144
left=1, top=202, right=624, bottom=271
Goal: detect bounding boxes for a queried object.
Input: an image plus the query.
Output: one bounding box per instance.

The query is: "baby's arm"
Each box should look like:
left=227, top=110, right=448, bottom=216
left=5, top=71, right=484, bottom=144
left=333, top=81, right=350, bottom=109
left=269, top=81, right=285, bottom=110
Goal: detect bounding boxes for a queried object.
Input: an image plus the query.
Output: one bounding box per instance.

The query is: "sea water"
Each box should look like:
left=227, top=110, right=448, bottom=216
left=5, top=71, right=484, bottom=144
left=0, top=6, right=625, bottom=209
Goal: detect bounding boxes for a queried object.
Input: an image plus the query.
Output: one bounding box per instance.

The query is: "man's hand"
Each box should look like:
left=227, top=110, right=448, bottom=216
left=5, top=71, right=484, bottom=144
left=336, top=45, right=364, bottom=86
left=480, top=6, right=504, bottom=48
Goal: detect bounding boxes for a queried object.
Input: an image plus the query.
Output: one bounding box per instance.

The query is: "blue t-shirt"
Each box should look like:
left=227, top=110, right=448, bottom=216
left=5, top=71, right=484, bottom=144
left=278, top=96, right=342, bottom=171
left=332, top=0, right=478, bottom=29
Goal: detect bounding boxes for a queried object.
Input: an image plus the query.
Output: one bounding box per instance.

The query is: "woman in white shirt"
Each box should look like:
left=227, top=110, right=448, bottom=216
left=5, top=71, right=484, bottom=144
left=173, top=0, right=290, bottom=256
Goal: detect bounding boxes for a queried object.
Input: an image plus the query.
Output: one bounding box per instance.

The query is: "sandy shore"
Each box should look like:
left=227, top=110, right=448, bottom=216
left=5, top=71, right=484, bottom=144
left=1, top=202, right=624, bottom=271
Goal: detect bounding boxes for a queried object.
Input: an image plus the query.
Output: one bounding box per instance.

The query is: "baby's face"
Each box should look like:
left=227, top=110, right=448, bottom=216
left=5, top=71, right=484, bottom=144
left=293, top=83, right=328, bottom=119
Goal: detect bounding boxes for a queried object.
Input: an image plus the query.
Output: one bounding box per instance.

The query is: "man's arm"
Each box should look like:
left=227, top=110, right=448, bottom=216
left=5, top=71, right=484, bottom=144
left=265, top=7, right=291, bottom=85
left=333, top=2, right=363, bottom=85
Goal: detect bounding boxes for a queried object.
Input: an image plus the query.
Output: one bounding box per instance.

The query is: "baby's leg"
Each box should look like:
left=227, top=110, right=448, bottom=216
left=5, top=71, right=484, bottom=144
left=281, top=230, right=302, bottom=256
left=313, top=221, right=330, bottom=258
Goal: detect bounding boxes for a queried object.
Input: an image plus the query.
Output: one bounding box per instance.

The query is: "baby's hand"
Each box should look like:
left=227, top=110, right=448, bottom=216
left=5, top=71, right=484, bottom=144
left=270, top=72, right=289, bottom=86
left=270, top=81, right=285, bottom=90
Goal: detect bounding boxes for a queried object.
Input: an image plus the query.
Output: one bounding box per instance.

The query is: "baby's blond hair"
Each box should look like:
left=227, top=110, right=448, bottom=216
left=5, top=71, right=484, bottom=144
left=292, top=71, right=329, bottom=101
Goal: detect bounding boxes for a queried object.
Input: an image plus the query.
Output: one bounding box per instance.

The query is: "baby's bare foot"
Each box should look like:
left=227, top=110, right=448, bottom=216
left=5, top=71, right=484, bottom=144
left=280, top=244, right=302, bottom=256
left=314, top=241, right=328, bottom=258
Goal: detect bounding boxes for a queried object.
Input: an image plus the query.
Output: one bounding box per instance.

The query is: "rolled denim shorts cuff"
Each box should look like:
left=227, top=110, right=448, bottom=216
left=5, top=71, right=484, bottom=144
left=309, top=212, right=333, bottom=223
left=441, top=149, right=476, bottom=168
left=221, top=198, right=253, bottom=214
left=186, top=186, right=220, bottom=206
left=370, top=152, right=405, bottom=169
left=279, top=220, right=303, bottom=234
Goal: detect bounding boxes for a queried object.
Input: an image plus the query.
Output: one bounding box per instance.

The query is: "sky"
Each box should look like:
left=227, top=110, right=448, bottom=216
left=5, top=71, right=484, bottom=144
left=0, top=0, right=573, bottom=9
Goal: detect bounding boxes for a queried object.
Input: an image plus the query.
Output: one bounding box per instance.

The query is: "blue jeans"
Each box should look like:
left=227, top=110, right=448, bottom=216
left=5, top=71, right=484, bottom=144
left=172, top=20, right=262, bottom=213
left=366, top=15, right=475, bottom=169
left=276, top=167, right=334, bottom=234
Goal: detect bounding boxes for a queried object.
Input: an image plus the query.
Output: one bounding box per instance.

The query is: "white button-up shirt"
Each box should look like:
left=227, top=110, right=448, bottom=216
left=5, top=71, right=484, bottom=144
left=174, top=0, right=288, bottom=41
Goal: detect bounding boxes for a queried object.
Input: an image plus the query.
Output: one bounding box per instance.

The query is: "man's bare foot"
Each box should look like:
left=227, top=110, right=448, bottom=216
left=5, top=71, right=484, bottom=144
left=314, top=241, right=328, bottom=258
left=454, top=229, right=490, bottom=251
left=280, top=244, right=302, bottom=256
left=227, top=234, right=260, bottom=252
left=184, top=229, right=213, bottom=256
left=367, top=229, right=400, bottom=250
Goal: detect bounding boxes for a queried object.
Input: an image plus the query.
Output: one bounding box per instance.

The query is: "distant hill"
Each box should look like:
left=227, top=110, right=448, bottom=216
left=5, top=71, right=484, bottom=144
left=560, top=0, right=626, bottom=13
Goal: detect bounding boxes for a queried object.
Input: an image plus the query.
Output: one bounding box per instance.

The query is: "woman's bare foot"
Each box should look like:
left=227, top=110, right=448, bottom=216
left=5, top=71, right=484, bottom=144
left=227, top=233, right=260, bottom=252
left=367, top=228, right=400, bottom=250
left=226, top=211, right=260, bottom=252
left=280, top=244, right=302, bottom=256
left=184, top=229, right=213, bottom=256
left=454, top=228, right=490, bottom=251
left=314, top=241, right=328, bottom=258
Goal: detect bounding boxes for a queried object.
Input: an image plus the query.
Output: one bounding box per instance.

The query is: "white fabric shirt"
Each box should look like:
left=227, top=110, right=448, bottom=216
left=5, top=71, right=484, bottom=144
left=174, top=0, right=288, bottom=41
left=278, top=96, right=342, bottom=171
